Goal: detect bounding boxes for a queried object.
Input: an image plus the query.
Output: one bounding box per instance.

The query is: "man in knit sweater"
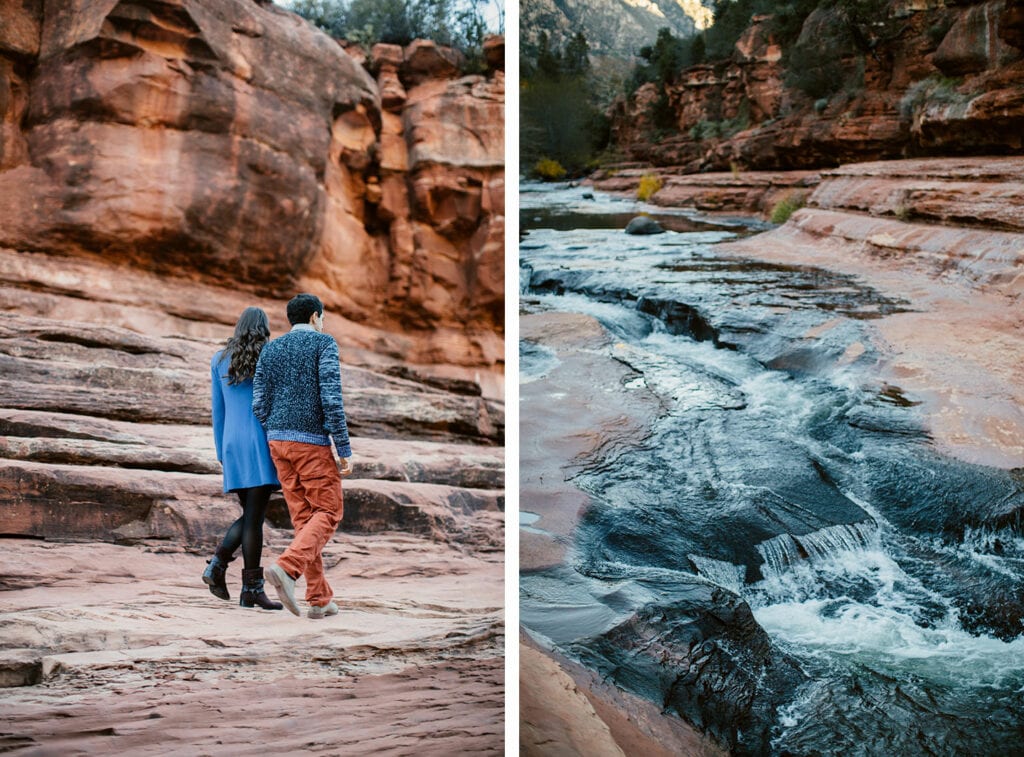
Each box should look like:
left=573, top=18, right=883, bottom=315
left=253, top=293, right=352, bottom=618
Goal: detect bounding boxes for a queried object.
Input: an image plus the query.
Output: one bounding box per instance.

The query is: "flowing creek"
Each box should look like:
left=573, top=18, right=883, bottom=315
left=519, top=183, right=1024, bottom=756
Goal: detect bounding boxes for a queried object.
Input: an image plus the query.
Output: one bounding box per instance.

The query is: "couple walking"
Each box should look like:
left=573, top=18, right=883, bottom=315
left=203, top=293, right=352, bottom=619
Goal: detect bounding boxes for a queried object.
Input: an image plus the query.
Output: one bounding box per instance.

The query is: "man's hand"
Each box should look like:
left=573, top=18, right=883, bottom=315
left=339, top=457, right=353, bottom=477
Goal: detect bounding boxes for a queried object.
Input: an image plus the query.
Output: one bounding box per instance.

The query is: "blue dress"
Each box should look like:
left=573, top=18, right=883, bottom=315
left=211, top=351, right=280, bottom=493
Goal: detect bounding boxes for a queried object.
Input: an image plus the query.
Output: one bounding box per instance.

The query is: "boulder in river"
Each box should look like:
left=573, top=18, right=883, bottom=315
left=625, top=216, right=664, bottom=235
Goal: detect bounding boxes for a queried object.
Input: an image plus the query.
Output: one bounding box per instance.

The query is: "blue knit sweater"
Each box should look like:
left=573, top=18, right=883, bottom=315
left=251, top=325, right=352, bottom=458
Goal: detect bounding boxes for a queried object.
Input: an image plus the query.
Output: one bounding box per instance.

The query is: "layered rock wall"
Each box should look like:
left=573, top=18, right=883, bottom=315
left=0, top=0, right=505, bottom=545
left=0, top=0, right=504, bottom=369
left=610, top=0, right=1024, bottom=171
left=720, top=157, right=1024, bottom=468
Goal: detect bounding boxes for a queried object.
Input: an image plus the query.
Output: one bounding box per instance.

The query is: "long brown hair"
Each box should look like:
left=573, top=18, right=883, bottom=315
left=218, top=307, right=270, bottom=384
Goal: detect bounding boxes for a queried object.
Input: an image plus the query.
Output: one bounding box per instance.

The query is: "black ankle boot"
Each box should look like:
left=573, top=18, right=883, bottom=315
left=240, top=568, right=283, bottom=610
left=202, top=551, right=233, bottom=601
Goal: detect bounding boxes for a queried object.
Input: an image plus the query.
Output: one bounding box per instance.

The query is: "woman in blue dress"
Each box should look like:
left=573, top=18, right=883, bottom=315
left=202, top=307, right=283, bottom=610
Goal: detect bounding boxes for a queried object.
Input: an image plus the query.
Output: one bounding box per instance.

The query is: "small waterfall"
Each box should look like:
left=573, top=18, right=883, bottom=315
left=756, top=533, right=805, bottom=580
left=756, top=521, right=878, bottom=580
left=796, top=521, right=878, bottom=561
left=689, top=554, right=745, bottom=594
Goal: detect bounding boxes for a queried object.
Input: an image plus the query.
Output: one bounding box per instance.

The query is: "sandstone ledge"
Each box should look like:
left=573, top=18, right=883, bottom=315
left=717, top=159, right=1024, bottom=469
left=588, top=168, right=821, bottom=218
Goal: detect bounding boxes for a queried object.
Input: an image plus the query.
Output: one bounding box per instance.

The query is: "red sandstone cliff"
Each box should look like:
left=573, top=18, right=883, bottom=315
left=0, top=3, right=504, bottom=749
left=608, top=0, right=1024, bottom=171
left=0, top=0, right=504, bottom=370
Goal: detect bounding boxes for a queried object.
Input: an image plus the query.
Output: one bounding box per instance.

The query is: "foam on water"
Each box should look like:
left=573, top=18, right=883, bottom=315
left=750, top=519, right=1024, bottom=691
left=523, top=226, right=734, bottom=277
left=611, top=341, right=746, bottom=413
left=519, top=182, right=724, bottom=222
left=756, top=597, right=1024, bottom=690
left=938, top=526, right=1024, bottom=581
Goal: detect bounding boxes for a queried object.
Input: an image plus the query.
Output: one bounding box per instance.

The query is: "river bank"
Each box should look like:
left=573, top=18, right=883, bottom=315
left=519, top=173, right=1024, bottom=755
left=589, top=157, right=1024, bottom=469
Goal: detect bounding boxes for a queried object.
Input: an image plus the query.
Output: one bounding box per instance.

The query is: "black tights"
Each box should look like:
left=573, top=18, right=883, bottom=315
left=216, top=485, right=275, bottom=570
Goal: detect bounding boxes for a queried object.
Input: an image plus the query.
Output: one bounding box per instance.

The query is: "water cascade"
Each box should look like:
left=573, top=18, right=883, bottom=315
left=519, top=183, right=1024, bottom=755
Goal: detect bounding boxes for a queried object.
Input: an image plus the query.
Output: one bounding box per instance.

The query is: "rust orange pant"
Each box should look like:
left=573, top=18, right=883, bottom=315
left=268, top=440, right=343, bottom=607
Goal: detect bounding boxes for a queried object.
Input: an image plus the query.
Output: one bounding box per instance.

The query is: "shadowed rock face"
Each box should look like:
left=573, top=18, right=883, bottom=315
left=0, top=0, right=504, bottom=369
left=575, top=586, right=804, bottom=756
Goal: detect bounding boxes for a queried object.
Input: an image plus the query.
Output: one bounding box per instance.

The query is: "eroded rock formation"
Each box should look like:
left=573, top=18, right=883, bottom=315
left=609, top=0, right=1024, bottom=171
left=720, top=157, right=1024, bottom=469
left=0, top=0, right=504, bottom=369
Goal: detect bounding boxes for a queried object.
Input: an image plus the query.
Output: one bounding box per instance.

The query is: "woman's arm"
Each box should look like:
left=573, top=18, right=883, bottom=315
left=211, top=356, right=226, bottom=462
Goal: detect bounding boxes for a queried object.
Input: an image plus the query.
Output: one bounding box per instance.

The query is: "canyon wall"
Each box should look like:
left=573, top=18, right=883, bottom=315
left=0, top=3, right=505, bottom=740
left=0, top=0, right=506, bottom=545
left=0, top=0, right=504, bottom=370
left=608, top=0, right=1024, bottom=171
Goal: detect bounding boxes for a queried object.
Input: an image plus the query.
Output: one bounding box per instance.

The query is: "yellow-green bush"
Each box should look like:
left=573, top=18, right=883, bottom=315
left=637, top=173, right=663, bottom=202
left=769, top=192, right=807, bottom=225
left=534, top=158, right=567, bottom=181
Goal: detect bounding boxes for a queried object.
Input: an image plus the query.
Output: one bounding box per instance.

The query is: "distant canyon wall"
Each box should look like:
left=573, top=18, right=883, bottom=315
left=0, top=0, right=504, bottom=368
left=609, top=0, right=1024, bottom=171
left=521, top=0, right=713, bottom=54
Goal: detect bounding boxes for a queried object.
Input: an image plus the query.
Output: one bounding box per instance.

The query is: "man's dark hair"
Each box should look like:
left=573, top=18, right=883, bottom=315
left=287, top=293, right=323, bottom=325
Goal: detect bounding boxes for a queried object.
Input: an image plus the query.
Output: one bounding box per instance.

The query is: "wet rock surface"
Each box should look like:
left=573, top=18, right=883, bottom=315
left=519, top=180, right=1024, bottom=755
left=576, top=586, right=804, bottom=756
left=624, top=216, right=664, bottom=235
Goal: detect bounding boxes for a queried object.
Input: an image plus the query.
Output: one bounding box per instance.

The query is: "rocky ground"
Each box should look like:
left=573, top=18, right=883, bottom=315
left=520, top=634, right=723, bottom=757
left=518, top=311, right=723, bottom=755
left=0, top=247, right=505, bottom=754
left=0, top=536, right=502, bottom=755
left=720, top=157, right=1024, bottom=470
